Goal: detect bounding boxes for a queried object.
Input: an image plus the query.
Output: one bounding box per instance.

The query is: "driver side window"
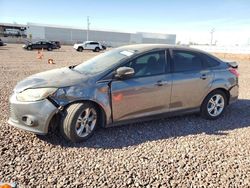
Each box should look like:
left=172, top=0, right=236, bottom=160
left=125, top=51, right=166, bottom=77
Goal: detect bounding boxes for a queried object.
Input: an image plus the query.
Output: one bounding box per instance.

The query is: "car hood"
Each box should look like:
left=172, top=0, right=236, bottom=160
left=74, top=43, right=83, bottom=47
left=14, top=67, right=90, bottom=92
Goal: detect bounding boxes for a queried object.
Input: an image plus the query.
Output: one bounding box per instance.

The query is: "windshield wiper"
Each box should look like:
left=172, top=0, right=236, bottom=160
left=68, top=65, right=82, bottom=74
left=69, top=65, right=77, bottom=69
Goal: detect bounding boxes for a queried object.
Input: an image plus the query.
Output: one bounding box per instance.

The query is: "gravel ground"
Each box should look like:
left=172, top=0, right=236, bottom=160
left=0, top=44, right=250, bottom=187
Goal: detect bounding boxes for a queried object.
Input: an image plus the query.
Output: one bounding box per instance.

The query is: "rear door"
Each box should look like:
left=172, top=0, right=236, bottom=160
left=170, top=50, right=214, bottom=111
left=90, top=42, right=98, bottom=50
left=111, top=50, right=172, bottom=121
left=41, top=42, right=49, bottom=49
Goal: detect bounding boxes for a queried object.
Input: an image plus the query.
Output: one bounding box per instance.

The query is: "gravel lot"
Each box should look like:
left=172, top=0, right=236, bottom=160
left=0, top=44, right=250, bottom=187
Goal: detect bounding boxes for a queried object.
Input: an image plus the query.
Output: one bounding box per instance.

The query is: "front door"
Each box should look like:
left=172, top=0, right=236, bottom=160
left=84, top=42, right=91, bottom=50
left=41, top=41, right=48, bottom=49
left=33, top=41, right=41, bottom=49
left=111, top=50, right=172, bottom=121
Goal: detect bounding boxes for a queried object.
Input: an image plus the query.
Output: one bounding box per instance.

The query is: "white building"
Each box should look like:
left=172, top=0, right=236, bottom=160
left=26, top=23, right=176, bottom=46
left=1, top=22, right=176, bottom=46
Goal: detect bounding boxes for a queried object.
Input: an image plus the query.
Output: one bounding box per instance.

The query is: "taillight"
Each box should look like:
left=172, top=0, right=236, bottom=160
left=229, top=67, right=239, bottom=77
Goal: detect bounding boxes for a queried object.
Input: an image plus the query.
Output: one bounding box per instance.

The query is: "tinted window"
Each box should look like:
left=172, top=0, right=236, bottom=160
left=173, top=51, right=202, bottom=72
left=125, top=51, right=166, bottom=77
left=202, top=54, right=220, bottom=67
left=90, top=42, right=99, bottom=45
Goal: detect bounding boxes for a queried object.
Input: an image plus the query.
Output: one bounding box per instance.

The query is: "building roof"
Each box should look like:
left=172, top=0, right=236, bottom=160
left=0, top=22, right=27, bottom=28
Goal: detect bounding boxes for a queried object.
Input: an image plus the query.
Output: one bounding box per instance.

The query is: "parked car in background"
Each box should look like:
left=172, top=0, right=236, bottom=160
left=73, top=41, right=106, bottom=52
left=8, top=44, right=239, bottom=142
left=0, top=38, right=6, bottom=46
left=50, top=41, right=61, bottom=49
left=23, top=41, right=57, bottom=51
left=101, top=45, right=107, bottom=50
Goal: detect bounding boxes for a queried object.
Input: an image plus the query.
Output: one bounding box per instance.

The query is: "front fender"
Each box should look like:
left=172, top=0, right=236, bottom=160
left=51, top=83, right=112, bottom=125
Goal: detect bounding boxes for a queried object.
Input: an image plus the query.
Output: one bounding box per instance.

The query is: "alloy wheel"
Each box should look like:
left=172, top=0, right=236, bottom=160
left=207, top=94, right=225, bottom=117
left=75, top=107, right=97, bottom=137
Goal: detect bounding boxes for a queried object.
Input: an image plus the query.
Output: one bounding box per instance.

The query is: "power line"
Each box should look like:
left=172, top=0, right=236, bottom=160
left=210, top=28, right=215, bottom=46
left=86, top=16, right=90, bottom=41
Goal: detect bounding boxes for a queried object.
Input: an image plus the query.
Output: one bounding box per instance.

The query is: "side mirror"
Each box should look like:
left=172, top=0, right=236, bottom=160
left=115, top=67, right=135, bottom=79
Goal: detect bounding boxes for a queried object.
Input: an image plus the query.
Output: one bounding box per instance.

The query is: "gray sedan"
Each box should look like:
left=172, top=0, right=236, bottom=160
left=8, top=44, right=239, bottom=142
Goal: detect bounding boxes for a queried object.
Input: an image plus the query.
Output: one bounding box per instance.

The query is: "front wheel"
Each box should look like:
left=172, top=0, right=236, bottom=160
left=77, top=47, right=83, bottom=52
left=200, top=90, right=227, bottom=120
left=60, top=103, right=98, bottom=142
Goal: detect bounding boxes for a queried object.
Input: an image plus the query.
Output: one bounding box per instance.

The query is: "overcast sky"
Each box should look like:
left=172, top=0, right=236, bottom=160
left=1, top=0, right=250, bottom=45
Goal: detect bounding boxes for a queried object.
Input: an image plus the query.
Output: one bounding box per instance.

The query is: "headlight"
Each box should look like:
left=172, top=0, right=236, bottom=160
left=16, top=88, right=57, bottom=102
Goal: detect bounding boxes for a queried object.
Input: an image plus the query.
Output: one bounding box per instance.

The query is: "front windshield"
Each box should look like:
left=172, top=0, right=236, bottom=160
left=74, top=49, right=135, bottom=74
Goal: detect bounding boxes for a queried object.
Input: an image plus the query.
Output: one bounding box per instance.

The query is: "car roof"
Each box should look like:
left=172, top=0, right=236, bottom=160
left=33, top=40, right=48, bottom=42
left=116, top=44, right=206, bottom=54
left=84, top=41, right=99, bottom=43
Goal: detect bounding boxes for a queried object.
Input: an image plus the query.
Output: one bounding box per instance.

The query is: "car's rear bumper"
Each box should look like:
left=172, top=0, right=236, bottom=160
left=8, top=94, right=58, bottom=135
left=229, top=84, right=239, bottom=104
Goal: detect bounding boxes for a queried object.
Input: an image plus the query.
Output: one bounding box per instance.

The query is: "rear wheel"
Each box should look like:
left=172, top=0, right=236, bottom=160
left=27, top=46, right=32, bottom=50
left=200, top=90, right=227, bottom=120
left=94, top=47, right=100, bottom=52
left=47, top=46, right=52, bottom=51
left=60, top=103, right=99, bottom=142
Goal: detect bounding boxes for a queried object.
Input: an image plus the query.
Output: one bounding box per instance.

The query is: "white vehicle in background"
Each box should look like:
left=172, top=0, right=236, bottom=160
left=73, top=41, right=106, bottom=52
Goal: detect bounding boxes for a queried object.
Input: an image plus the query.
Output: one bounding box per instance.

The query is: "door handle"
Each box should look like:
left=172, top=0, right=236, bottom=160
left=200, top=74, right=207, bottom=80
left=156, top=80, right=168, bottom=86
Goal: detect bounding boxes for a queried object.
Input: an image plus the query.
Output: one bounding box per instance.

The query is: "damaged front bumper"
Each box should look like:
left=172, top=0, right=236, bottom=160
left=8, top=94, right=58, bottom=135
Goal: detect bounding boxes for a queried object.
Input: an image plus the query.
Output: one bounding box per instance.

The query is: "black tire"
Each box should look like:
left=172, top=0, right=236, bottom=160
left=200, top=90, right=227, bottom=120
left=60, top=103, right=99, bottom=142
left=78, top=47, right=83, bottom=52
left=27, top=46, right=32, bottom=50
left=47, top=47, right=52, bottom=51
left=94, top=47, right=100, bottom=52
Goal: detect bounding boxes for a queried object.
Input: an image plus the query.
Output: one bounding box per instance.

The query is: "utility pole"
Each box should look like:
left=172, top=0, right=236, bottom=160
left=210, top=28, right=215, bottom=46
left=86, top=16, right=90, bottom=41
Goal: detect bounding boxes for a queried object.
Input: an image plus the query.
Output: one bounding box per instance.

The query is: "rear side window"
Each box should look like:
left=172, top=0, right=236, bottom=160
left=173, top=51, right=203, bottom=72
left=90, top=42, right=99, bottom=45
left=202, top=54, right=220, bottom=67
